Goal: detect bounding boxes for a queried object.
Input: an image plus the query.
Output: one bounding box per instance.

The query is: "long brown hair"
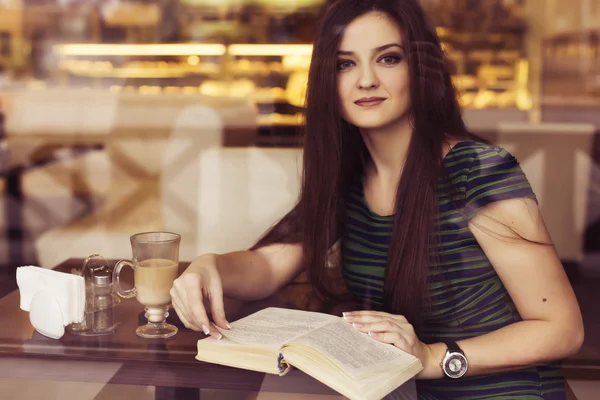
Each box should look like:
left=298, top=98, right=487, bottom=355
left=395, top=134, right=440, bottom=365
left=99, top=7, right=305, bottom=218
left=253, top=0, right=473, bottom=324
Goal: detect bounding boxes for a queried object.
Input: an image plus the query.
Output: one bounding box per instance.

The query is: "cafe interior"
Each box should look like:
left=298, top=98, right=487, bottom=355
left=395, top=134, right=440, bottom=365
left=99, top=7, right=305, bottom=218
left=0, top=0, right=599, bottom=398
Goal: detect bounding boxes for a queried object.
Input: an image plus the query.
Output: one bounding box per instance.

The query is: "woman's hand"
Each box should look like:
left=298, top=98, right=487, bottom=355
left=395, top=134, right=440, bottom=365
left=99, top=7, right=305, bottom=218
left=343, top=311, right=433, bottom=372
left=170, top=254, right=230, bottom=338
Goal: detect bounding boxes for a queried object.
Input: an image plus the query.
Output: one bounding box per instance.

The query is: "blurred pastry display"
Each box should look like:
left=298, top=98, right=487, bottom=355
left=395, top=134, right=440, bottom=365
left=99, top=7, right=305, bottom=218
left=285, top=71, right=308, bottom=108
left=199, top=79, right=256, bottom=97
left=1, top=0, right=539, bottom=148
left=542, top=29, right=600, bottom=106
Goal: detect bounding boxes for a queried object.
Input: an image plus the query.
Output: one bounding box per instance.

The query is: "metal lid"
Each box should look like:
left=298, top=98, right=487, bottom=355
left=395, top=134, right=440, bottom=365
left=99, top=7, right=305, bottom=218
left=92, top=269, right=112, bottom=286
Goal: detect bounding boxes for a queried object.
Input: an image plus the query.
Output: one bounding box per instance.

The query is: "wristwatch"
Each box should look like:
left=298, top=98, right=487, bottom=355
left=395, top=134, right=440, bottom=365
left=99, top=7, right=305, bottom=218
left=440, top=342, right=468, bottom=379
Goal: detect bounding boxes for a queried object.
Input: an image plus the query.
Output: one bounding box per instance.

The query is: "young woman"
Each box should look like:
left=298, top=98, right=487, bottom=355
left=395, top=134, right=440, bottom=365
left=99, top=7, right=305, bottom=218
left=170, top=0, right=584, bottom=398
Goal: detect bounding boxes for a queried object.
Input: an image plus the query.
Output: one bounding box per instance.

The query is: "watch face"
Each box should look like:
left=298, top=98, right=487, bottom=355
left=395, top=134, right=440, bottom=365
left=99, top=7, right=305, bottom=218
left=443, top=353, right=468, bottom=379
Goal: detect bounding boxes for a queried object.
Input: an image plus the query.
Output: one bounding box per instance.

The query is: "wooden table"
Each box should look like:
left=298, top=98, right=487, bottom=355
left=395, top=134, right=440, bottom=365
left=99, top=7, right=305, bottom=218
left=0, top=258, right=417, bottom=400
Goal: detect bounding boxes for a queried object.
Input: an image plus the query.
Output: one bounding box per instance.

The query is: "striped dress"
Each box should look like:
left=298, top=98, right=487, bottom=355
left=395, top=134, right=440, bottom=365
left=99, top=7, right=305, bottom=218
left=342, top=141, right=565, bottom=400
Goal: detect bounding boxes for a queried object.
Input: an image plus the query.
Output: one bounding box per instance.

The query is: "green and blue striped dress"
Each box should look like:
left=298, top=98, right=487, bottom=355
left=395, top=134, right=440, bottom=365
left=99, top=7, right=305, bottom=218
left=342, top=141, right=565, bottom=399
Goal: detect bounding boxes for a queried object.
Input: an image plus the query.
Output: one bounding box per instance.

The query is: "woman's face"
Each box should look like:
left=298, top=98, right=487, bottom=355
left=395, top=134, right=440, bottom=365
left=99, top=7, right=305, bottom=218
left=337, top=12, right=411, bottom=131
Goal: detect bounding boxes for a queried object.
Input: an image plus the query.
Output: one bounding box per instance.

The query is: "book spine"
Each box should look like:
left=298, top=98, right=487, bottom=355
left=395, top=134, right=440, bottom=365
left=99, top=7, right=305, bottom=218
left=277, top=352, right=285, bottom=373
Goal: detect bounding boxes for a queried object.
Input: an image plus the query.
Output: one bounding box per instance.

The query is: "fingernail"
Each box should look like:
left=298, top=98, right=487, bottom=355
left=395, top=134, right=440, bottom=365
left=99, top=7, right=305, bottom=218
left=352, top=323, right=362, bottom=329
left=343, top=314, right=354, bottom=321
left=217, top=333, right=223, bottom=340
left=201, top=324, right=210, bottom=335
left=226, top=323, right=232, bottom=329
left=368, top=331, right=379, bottom=338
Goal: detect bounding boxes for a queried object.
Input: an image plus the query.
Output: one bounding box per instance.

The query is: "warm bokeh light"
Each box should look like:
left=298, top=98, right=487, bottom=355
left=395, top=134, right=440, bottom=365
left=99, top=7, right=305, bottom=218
left=228, top=44, right=314, bottom=56
left=53, top=44, right=227, bottom=56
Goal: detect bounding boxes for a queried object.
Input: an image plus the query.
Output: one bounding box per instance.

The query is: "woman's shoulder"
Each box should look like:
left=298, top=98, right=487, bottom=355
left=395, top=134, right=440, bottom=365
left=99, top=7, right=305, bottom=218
left=444, top=140, right=536, bottom=212
left=443, top=139, right=522, bottom=173
left=442, top=138, right=529, bottom=191
left=444, top=139, right=506, bottom=163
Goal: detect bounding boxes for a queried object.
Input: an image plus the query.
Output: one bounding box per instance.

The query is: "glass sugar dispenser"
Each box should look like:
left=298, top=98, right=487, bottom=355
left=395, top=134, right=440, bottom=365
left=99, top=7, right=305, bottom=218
left=67, top=254, right=121, bottom=336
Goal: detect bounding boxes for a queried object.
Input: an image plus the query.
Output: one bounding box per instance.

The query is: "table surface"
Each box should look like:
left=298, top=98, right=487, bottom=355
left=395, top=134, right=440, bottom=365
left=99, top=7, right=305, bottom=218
left=0, top=258, right=417, bottom=399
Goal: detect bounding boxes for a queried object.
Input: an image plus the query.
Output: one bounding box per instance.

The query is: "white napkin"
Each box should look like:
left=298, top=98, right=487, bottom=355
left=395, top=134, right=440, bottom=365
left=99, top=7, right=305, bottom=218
left=16, top=266, right=85, bottom=332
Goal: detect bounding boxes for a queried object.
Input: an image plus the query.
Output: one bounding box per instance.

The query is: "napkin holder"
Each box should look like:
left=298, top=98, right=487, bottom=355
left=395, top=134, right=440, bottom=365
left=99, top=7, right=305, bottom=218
left=16, top=266, right=85, bottom=340
left=66, top=254, right=121, bottom=336
left=30, top=290, right=68, bottom=339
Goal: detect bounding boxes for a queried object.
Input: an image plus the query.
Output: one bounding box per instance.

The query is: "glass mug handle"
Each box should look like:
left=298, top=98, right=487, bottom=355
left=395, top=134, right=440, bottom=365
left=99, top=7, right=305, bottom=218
left=113, top=260, right=137, bottom=299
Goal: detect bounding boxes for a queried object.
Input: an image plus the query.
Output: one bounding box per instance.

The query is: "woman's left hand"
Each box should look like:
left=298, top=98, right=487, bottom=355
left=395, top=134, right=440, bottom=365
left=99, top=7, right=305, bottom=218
left=343, top=310, right=432, bottom=366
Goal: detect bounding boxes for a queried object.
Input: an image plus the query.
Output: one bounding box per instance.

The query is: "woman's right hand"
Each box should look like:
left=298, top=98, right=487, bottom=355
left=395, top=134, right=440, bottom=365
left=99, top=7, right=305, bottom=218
left=170, top=254, right=230, bottom=338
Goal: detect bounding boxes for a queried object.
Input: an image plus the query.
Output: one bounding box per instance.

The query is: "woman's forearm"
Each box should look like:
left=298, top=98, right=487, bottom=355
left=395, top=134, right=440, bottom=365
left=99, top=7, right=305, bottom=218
left=212, top=251, right=279, bottom=301
left=420, top=320, right=584, bottom=379
left=212, top=243, right=303, bottom=301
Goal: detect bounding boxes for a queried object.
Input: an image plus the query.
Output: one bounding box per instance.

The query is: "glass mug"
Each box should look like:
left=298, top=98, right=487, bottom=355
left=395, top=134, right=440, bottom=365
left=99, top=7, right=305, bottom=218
left=113, top=232, right=181, bottom=339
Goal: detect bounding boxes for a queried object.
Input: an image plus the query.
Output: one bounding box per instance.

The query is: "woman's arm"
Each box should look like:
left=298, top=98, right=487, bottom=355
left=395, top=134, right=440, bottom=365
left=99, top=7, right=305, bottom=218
left=215, top=243, right=304, bottom=300
left=171, top=243, right=303, bottom=334
left=421, top=197, right=584, bottom=378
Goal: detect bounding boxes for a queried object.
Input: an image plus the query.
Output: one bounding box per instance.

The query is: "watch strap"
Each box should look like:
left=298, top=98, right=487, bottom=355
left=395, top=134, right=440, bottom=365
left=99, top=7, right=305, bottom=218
left=445, top=341, right=463, bottom=355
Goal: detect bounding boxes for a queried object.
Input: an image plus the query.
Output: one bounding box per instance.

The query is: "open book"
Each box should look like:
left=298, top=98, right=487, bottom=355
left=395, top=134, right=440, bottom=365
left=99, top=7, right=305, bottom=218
left=195, top=307, right=422, bottom=400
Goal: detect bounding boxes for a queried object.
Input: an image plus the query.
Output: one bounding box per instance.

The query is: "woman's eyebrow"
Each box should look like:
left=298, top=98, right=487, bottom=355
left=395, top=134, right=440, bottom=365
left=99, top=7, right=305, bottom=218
left=337, top=43, right=404, bottom=56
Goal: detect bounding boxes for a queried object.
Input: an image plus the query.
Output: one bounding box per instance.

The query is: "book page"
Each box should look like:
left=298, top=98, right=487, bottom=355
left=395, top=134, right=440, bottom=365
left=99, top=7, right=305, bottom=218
left=288, top=319, right=419, bottom=380
left=217, top=307, right=338, bottom=349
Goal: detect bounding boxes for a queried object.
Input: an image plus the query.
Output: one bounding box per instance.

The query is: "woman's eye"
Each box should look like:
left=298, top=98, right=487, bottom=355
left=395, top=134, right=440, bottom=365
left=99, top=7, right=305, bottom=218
left=337, top=60, right=354, bottom=70
left=380, top=55, right=402, bottom=64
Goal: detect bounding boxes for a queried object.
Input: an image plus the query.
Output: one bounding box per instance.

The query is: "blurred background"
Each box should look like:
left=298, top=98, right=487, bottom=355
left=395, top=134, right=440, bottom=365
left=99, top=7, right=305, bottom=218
left=0, top=0, right=599, bottom=398
left=0, top=0, right=598, bottom=284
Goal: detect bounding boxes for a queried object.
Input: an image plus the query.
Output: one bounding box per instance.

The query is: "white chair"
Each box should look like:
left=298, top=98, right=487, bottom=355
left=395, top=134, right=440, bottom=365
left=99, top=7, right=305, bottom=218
left=4, top=88, right=118, bottom=202
left=160, top=146, right=303, bottom=262
left=3, top=88, right=118, bottom=138
left=496, top=122, right=596, bottom=268
left=1, top=89, right=119, bottom=266
left=105, top=92, right=259, bottom=178
left=34, top=105, right=225, bottom=268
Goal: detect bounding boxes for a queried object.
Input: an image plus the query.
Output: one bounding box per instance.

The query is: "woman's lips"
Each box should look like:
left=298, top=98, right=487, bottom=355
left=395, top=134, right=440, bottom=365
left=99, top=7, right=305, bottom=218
left=354, top=97, right=386, bottom=107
